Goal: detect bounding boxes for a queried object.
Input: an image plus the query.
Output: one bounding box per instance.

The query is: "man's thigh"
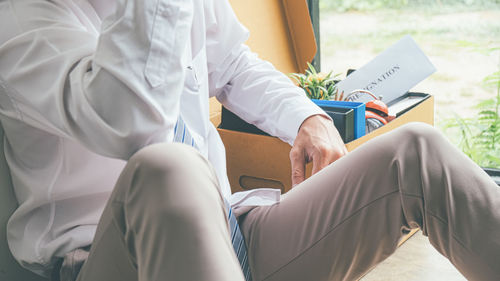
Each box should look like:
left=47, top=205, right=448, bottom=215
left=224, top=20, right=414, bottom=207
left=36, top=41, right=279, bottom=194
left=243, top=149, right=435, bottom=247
left=239, top=127, right=420, bottom=281
left=76, top=201, right=137, bottom=281
left=76, top=143, right=241, bottom=281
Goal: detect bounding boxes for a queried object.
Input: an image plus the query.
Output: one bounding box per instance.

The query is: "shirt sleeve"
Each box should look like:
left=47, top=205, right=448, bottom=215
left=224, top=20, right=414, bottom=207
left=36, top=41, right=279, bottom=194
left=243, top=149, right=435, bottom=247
left=206, top=0, right=326, bottom=145
left=0, top=0, right=193, bottom=159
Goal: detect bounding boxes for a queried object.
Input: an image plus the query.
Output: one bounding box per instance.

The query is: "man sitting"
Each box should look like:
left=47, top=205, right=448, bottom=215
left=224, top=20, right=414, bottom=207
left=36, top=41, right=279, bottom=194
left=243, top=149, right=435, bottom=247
left=0, top=0, right=498, bottom=280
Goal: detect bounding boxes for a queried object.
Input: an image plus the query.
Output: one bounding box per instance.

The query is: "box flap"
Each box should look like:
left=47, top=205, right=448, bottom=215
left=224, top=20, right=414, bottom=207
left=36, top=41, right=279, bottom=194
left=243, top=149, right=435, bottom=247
left=229, top=0, right=317, bottom=74
left=210, top=0, right=317, bottom=125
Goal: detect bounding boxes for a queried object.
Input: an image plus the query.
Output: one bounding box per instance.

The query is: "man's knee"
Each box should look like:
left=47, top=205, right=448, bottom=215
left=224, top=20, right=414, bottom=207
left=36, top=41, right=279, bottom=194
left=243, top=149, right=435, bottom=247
left=121, top=142, right=216, bottom=203
left=369, top=122, right=445, bottom=173
left=129, top=142, right=206, bottom=175
left=118, top=143, right=223, bottom=223
left=394, top=122, right=443, bottom=146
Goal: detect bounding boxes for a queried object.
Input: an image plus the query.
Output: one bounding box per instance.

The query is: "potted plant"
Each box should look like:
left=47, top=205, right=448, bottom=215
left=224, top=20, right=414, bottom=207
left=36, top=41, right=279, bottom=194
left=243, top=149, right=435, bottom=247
left=289, top=63, right=339, bottom=100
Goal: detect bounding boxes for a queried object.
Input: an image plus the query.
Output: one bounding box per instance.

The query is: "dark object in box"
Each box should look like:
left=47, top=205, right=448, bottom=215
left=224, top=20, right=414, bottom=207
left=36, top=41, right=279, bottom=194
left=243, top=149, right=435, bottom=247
left=317, top=107, right=354, bottom=143
left=387, top=92, right=431, bottom=117
left=483, top=168, right=500, bottom=186
left=219, top=106, right=354, bottom=142
left=220, top=107, right=269, bottom=136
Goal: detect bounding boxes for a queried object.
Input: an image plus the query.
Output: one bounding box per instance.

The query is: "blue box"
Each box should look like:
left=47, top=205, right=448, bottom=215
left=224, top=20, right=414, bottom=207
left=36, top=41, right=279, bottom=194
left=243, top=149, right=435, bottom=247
left=312, top=100, right=366, bottom=139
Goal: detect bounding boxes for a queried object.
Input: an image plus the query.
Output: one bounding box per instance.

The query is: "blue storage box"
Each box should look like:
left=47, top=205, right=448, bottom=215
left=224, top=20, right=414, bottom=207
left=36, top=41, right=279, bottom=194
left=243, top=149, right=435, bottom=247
left=312, top=100, right=366, bottom=139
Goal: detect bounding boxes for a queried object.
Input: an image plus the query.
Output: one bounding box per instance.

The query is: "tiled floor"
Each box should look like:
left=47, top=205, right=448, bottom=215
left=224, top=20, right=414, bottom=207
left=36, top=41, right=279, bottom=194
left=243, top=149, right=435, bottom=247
left=360, top=231, right=467, bottom=281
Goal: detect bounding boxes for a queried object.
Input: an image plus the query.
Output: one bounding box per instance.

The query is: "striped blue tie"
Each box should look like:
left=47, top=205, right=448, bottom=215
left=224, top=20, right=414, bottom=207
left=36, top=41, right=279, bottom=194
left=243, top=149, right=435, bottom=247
left=174, top=116, right=252, bottom=281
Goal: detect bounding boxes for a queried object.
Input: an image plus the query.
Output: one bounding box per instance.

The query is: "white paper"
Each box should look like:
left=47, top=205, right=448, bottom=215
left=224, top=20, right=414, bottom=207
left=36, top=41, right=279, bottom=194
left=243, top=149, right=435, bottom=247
left=335, top=35, right=436, bottom=104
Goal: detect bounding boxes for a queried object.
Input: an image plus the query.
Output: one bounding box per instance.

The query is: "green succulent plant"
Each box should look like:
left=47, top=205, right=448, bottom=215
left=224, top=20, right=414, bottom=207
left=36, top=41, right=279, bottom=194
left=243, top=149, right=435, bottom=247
left=290, top=63, right=339, bottom=100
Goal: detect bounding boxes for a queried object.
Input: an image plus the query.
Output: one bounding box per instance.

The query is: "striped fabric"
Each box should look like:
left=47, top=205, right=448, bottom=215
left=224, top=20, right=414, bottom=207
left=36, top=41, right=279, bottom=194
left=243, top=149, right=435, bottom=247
left=227, top=201, right=252, bottom=281
left=174, top=116, right=252, bottom=281
left=173, top=115, right=196, bottom=147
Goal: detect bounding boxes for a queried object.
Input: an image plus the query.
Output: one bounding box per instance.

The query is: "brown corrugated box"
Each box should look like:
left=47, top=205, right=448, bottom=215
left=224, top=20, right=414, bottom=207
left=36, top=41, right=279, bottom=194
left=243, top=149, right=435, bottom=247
left=211, top=0, right=434, bottom=194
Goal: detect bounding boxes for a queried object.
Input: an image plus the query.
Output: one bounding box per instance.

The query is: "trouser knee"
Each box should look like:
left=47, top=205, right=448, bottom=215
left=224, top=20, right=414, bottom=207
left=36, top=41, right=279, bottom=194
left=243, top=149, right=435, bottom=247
left=384, top=122, right=449, bottom=170
left=393, top=122, right=443, bottom=148
left=114, top=143, right=224, bottom=225
left=371, top=122, right=448, bottom=197
left=129, top=142, right=208, bottom=179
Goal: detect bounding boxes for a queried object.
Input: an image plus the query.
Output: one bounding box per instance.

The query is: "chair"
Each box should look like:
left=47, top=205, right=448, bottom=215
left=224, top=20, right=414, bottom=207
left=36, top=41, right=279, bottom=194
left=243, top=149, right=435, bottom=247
left=0, top=123, right=48, bottom=281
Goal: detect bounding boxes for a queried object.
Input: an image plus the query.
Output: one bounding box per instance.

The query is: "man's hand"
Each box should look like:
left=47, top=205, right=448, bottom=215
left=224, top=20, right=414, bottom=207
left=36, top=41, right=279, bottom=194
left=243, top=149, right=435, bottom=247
left=290, top=114, right=348, bottom=186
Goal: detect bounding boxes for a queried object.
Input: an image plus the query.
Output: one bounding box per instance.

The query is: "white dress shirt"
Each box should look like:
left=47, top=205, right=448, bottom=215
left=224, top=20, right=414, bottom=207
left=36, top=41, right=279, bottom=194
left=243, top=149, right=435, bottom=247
left=0, top=0, right=324, bottom=276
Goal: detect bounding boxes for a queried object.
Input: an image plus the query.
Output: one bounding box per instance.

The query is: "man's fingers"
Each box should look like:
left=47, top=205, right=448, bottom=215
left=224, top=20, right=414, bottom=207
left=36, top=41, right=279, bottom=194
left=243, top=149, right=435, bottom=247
left=311, top=149, right=329, bottom=175
left=290, top=114, right=349, bottom=186
left=341, top=145, right=348, bottom=156
left=311, top=155, right=323, bottom=175
left=311, top=144, right=347, bottom=175
left=290, top=147, right=306, bottom=186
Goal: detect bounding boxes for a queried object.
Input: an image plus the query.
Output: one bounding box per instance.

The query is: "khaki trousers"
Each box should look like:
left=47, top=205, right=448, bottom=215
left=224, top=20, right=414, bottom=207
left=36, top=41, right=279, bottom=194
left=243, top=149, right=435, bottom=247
left=75, top=123, right=500, bottom=281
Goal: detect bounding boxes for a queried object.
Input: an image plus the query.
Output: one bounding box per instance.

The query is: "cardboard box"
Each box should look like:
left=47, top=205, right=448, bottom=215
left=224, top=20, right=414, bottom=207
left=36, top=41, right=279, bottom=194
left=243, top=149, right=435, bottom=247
left=209, top=0, right=316, bottom=126
left=212, top=0, right=435, bottom=194
left=218, top=96, right=434, bottom=193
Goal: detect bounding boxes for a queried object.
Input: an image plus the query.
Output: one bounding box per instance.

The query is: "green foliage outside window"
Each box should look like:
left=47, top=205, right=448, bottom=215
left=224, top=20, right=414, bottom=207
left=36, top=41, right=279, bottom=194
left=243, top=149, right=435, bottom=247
left=443, top=45, right=500, bottom=169
left=320, top=0, right=500, bottom=11
left=318, top=0, right=499, bottom=168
